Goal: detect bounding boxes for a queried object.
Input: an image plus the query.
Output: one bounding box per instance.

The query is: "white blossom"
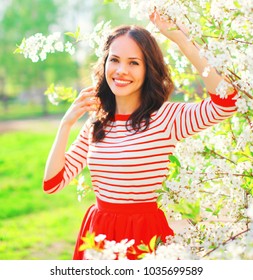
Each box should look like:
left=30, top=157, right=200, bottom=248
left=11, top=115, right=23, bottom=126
left=88, top=20, right=111, bottom=57
left=216, top=80, right=233, bottom=99
left=54, top=41, right=64, bottom=52
left=247, top=205, right=253, bottom=220
left=64, top=41, right=75, bottom=55
left=17, top=32, right=75, bottom=62
left=235, top=98, right=248, bottom=114
left=47, top=92, right=60, bottom=106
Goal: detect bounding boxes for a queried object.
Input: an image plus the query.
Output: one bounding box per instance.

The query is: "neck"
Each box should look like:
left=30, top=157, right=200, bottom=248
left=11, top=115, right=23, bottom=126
left=115, top=96, right=140, bottom=115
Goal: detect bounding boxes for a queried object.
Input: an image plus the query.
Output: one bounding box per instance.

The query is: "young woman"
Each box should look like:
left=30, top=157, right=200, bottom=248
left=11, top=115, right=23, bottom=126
left=43, top=11, right=237, bottom=259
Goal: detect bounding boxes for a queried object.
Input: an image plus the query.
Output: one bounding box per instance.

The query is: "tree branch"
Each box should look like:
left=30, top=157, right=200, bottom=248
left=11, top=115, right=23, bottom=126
left=202, top=228, right=250, bottom=258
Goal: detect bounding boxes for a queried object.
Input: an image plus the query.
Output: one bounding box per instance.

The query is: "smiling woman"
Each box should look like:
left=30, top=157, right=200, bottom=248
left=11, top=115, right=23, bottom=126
left=92, top=24, right=174, bottom=143
left=105, top=35, right=146, bottom=114
left=42, top=10, right=237, bottom=260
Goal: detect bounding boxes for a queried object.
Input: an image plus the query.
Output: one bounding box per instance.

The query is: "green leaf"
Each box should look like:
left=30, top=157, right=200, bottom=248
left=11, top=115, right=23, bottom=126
left=64, top=32, right=76, bottom=38
left=169, top=198, right=201, bottom=224
left=65, top=26, right=81, bottom=42
left=237, top=156, right=251, bottom=163
left=168, top=155, right=181, bottom=167
left=13, top=38, right=26, bottom=54
left=137, top=253, right=148, bottom=259
left=13, top=47, right=22, bottom=54
left=137, top=244, right=149, bottom=252
left=79, top=231, right=96, bottom=251
left=212, top=197, right=226, bottom=216
left=149, top=235, right=157, bottom=251
left=44, top=83, right=77, bottom=103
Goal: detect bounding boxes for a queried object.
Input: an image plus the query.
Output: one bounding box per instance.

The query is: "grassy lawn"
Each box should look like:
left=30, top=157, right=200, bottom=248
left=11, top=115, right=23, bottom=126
left=0, top=122, right=95, bottom=260
left=0, top=101, right=70, bottom=121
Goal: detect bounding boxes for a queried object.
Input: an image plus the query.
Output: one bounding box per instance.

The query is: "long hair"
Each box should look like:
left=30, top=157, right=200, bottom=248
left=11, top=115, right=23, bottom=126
left=92, top=25, right=174, bottom=142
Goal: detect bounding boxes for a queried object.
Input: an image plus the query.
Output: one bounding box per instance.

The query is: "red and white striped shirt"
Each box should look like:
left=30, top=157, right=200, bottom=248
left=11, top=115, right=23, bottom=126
left=43, top=93, right=237, bottom=203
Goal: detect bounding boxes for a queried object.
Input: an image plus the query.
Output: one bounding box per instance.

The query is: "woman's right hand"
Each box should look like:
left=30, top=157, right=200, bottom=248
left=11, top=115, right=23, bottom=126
left=61, top=86, right=99, bottom=127
left=149, top=10, right=189, bottom=44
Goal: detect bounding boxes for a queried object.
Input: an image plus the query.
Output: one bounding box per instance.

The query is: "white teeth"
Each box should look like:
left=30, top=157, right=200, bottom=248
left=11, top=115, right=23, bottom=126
left=114, top=79, right=131, bottom=85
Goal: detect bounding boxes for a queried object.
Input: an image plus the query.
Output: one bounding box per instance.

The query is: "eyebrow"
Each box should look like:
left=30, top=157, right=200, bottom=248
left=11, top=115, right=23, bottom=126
left=110, top=54, right=143, bottom=61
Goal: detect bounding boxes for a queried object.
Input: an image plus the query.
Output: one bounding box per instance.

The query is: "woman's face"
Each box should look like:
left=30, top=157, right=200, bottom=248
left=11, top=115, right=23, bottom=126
left=105, top=35, right=146, bottom=104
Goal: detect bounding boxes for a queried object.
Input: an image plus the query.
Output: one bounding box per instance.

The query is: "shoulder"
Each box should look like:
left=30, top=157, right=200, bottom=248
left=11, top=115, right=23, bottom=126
left=150, top=101, right=183, bottom=124
left=154, top=101, right=184, bottom=117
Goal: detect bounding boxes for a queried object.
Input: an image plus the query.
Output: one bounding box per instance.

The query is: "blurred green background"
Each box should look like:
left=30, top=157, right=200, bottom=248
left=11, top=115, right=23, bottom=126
left=0, top=0, right=142, bottom=260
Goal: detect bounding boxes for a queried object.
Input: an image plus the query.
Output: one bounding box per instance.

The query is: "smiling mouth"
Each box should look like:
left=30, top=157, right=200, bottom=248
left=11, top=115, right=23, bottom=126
left=113, top=79, right=132, bottom=86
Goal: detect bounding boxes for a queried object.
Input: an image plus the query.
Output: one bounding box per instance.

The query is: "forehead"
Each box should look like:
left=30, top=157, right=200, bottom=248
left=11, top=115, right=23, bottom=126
left=108, top=35, right=144, bottom=59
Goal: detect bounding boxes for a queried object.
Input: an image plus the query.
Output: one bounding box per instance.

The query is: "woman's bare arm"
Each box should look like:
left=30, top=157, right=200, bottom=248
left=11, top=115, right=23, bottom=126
left=43, top=86, right=99, bottom=181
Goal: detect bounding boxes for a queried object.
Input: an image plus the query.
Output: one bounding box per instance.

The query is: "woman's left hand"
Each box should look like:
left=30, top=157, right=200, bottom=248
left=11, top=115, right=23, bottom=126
left=149, top=10, right=188, bottom=43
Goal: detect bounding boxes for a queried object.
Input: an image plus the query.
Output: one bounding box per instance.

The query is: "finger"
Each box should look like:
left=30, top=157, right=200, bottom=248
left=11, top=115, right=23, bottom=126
left=149, top=10, right=157, bottom=24
left=78, top=91, right=97, bottom=101
left=149, top=12, right=155, bottom=22
left=85, top=98, right=99, bottom=106
left=79, top=104, right=98, bottom=113
left=78, top=87, right=96, bottom=97
left=76, top=105, right=97, bottom=114
left=80, top=86, right=94, bottom=94
left=76, top=98, right=99, bottom=108
left=71, top=104, right=97, bottom=120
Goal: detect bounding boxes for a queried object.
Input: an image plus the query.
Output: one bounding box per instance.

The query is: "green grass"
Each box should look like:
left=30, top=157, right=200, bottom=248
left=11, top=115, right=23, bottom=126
left=0, top=101, right=70, bottom=121
left=0, top=125, right=95, bottom=259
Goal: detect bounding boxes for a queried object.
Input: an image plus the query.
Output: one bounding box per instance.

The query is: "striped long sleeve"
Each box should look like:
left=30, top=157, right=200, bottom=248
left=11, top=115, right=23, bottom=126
left=43, top=121, right=91, bottom=194
left=43, top=92, right=237, bottom=202
left=170, top=92, right=237, bottom=141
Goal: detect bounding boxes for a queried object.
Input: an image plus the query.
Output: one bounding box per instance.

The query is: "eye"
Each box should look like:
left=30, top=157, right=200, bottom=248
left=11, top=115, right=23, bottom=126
left=109, top=57, right=119, bottom=63
left=130, top=61, right=139, bottom=65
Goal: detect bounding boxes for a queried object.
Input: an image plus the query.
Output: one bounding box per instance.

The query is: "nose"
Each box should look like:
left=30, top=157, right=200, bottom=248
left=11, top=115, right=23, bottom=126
left=116, top=63, right=128, bottom=75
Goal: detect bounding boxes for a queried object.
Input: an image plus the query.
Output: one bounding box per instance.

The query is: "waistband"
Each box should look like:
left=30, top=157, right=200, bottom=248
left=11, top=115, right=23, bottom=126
left=96, top=197, right=159, bottom=214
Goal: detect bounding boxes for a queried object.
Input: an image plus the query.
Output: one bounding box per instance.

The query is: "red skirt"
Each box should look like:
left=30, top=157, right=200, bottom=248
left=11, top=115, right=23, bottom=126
left=73, top=198, right=174, bottom=260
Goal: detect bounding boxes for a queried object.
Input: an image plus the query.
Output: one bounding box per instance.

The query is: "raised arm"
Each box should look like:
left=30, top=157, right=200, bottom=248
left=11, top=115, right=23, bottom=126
left=149, top=11, right=234, bottom=96
left=149, top=11, right=237, bottom=141
left=43, top=86, right=99, bottom=193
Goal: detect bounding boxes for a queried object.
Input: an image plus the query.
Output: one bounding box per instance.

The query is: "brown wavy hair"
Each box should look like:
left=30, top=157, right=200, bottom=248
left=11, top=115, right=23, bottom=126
left=92, top=25, right=174, bottom=142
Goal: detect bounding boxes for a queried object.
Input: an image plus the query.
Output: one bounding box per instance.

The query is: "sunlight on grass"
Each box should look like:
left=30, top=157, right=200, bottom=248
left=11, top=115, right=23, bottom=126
left=0, top=101, right=70, bottom=121
left=0, top=203, right=93, bottom=260
left=0, top=124, right=95, bottom=259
